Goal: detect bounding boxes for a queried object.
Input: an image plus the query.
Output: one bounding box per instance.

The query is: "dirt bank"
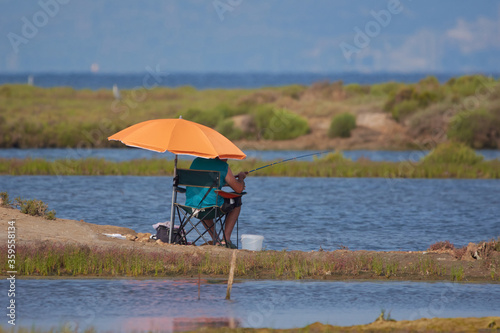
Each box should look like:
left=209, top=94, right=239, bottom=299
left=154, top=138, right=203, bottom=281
left=235, top=317, right=500, bottom=333
left=1, top=206, right=499, bottom=282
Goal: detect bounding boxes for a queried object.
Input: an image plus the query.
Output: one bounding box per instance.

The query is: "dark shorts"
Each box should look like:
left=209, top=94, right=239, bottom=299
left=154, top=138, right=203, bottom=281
left=221, top=196, right=242, bottom=214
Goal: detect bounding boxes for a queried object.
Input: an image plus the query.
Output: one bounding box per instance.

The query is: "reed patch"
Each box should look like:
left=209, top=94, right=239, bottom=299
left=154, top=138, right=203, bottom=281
left=0, top=143, right=498, bottom=178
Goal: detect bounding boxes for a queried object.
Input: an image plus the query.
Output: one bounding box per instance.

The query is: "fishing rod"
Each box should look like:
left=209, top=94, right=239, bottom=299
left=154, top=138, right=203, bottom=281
left=247, top=151, right=331, bottom=174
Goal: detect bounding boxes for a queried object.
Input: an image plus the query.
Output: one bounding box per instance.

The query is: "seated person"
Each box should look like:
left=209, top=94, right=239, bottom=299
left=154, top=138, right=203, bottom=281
left=186, top=157, right=247, bottom=249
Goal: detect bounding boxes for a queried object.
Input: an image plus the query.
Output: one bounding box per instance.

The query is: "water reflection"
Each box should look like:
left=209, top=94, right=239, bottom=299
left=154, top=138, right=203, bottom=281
left=9, top=279, right=500, bottom=331
left=121, top=317, right=239, bottom=332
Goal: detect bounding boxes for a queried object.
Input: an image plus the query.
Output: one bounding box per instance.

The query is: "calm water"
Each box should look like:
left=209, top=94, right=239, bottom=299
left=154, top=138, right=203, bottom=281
left=1, top=148, right=500, bottom=162
left=3, top=279, right=499, bottom=330
left=0, top=72, right=468, bottom=90
left=1, top=176, right=499, bottom=251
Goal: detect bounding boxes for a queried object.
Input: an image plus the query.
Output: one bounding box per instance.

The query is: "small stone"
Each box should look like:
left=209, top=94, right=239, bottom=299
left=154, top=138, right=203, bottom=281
left=462, top=242, right=480, bottom=261
left=135, top=232, right=152, bottom=243
left=125, top=234, right=137, bottom=241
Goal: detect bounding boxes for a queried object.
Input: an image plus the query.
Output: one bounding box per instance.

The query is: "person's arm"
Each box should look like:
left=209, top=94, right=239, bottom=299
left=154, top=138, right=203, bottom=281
left=225, top=166, right=247, bottom=193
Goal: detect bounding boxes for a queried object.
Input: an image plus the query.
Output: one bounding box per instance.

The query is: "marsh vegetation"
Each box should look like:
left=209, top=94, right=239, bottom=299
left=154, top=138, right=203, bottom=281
left=0, top=142, right=498, bottom=178
left=1, top=74, right=499, bottom=150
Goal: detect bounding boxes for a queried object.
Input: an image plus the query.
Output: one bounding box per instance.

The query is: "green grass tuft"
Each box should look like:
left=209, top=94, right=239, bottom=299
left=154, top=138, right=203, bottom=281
left=422, top=142, right=484, bottom=165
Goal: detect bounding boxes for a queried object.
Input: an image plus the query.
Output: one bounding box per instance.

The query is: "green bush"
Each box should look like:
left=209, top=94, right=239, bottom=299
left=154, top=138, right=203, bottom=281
left=328, top=113, right=356, bottom=138
left=281, top=85, right=306, bottom=99
left=254, top=107, right=310, bottom=140
left=414, top=91, right=439, bottom=108
left=370, top=82, right=400, bottom=96
left=418, top=76, right=440, bottom=89
left=423, top=142, right=484, bottom=165
left=176, top=105, right=250, bottom=139
left=215, top=119, right=243, bottom=141
left=178, top=108, right=222, bottom=128
left=445, top=75, right=497, bottom=97
left=14, top=196, right=56, bottom=220
left=384, top=85, right=440, bottom=121
left=0, top=191, right=11, bottom=207
left=211, top=104, right=249, bottom=118
left=447, top=109, right=500, bottom=148
left=344, top=83, right=370, bottom=96
left=179, top=105, right=310, bottom=141
left=392, top=100, right=419, bottom=121
left=384, top=87, right=415, bottom=113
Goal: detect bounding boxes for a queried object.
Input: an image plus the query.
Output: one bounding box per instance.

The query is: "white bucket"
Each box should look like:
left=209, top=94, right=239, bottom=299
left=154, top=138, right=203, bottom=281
left=241, top=234, right=264, bottom=251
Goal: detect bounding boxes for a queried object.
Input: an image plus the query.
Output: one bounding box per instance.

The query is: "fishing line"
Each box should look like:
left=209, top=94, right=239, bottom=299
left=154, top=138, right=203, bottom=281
left=247, top=150, right=331, bottom=174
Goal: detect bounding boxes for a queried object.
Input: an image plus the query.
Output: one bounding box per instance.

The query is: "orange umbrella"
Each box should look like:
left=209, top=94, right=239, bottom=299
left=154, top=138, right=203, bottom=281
left=108, top=118, right=246, bottom=243
left=108, top=118, right=246, bottom=160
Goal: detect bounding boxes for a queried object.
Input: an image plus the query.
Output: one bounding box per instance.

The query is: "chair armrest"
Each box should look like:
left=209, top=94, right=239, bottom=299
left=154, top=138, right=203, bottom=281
left=175, top=186, right=186, bottom=194
left=215, top=190, right=246, bottom=199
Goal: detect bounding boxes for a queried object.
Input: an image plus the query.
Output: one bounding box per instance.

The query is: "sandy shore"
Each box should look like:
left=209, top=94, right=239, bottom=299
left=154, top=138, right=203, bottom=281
left=1, top=206, right=499, bottom=282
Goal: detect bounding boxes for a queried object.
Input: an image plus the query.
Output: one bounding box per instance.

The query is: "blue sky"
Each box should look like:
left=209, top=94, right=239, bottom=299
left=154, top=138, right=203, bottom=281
left=1, top=0, right=499, bottom=73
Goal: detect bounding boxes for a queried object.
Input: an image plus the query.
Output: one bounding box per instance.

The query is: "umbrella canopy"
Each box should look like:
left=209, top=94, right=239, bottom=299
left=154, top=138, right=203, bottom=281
left=108, top=118, right=246, bottom=160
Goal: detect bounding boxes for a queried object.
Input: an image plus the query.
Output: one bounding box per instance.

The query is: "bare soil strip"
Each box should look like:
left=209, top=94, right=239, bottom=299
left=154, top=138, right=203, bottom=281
left=1, top=206, right=499, bottom=282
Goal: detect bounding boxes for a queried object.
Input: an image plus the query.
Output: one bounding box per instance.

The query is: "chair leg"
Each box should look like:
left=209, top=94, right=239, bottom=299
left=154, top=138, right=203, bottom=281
left=176, top=207, right=213, bottom=245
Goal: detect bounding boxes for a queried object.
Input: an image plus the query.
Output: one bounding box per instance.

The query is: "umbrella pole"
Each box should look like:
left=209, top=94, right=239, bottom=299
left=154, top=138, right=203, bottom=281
left=169, top=154, right=178, bottom=244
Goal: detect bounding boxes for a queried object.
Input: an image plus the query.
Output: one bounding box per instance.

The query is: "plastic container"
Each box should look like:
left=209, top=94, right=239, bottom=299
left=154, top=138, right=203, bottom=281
left=241, top=234, right=264, bottom=251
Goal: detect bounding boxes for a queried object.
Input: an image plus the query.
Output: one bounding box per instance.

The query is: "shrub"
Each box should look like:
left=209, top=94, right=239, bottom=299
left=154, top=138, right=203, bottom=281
left=384, top=87, right=415, bottom=112
left=428, top=240, right=455, bottom=251
left=215, top=119, right=243, bottom=141
left=177, top=105, right=250, bottom=137
left=177, top=108, right=222, bottom=128
left=211, top=104, right=249, bottom=117
left=495, top=237, right=500, bottom=252
left=447, top=109, right=500, bottom=149
left=328, top=113, right=356, bottom=138
left=254, top=107, right=310, bottom=140
left=14, top=197, right=56, bottom=220
left=414, top=91, right=439, bottom=108
left=307, top=80, right=345, bottom=99
left=369, top=82, right=400, bottom=96
left=392, top=100, right=419, bottom=121
left=445, top=75, right=497, bottom=97
left=423, top=142, right=484, bottom=165
left=281, top=85, right=306, bottom=100
left=237, top=90, right=279, bottom=106
left=454, top=246, right=467, bottom=259
left=384, top=85, right=440, bottom=121
left=407, top=103, right=448, bottom=138
left=0, top=191, right=11, bottom=207
left=418, top=76, right=440, bottom=89
left=344, top=83, right=370, bottom=96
